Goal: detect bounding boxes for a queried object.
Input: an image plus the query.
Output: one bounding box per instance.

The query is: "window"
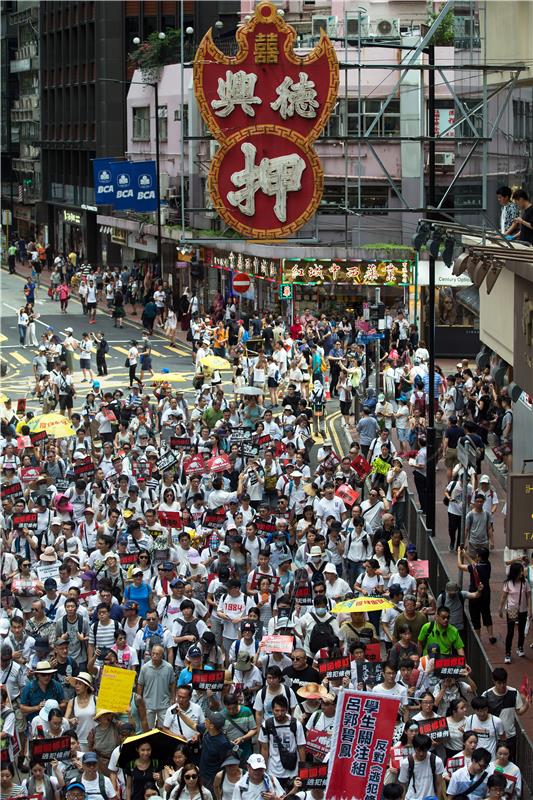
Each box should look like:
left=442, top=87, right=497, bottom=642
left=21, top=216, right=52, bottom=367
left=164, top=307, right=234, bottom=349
left=158, top=105, right=167, bottom=141
left=320, top=184, right=389, bottom=214
left=132, top=106, right=150, bottom=140
left=455, top=99, right=483, bottom=137
left=453, top=13, right=480, bottom=49
left=321, top=99, right=401, bottom=138
left=513, top=100, right=533, bottom=142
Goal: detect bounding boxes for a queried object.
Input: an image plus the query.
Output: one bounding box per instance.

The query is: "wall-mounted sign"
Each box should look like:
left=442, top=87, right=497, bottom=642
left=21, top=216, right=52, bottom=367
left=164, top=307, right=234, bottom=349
left=208, top=249, right=279, bottom=282
left=507, top=473, right=533, bottom=549
left=111, top=228, right=127, bottom=245
left=282, top=258, right=413, bottom=286
left=194, top=1, right=339, bottom=239
left=63, top=210, right=82, bottom=225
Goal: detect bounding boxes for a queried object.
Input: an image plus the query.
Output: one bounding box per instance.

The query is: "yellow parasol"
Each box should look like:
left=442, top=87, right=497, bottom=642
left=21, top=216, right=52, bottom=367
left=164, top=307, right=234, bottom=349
left=151, top=372, right=186, bottom=383
left=331, top=596, right=394, bottom=614
left=27, top=412, right=76, bottom=438
left=0, top=393, right=9, bottom=404
left=200, top=355, right=231, bottom=371
left=117, top=729, right=187, bottom=768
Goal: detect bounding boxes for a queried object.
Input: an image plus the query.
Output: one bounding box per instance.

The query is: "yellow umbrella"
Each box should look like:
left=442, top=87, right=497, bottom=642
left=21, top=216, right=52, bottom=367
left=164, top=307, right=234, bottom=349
left=0, top=393, right=9, bottom=404
left=27, top=413, right=76, bottom=438
left=200, top=355, right=232, bottom=371
left=117, top=729, right=187, bottom=768
left=150, top=372, right=186, bottom=383
left=331, top=596, right=394, bottom=614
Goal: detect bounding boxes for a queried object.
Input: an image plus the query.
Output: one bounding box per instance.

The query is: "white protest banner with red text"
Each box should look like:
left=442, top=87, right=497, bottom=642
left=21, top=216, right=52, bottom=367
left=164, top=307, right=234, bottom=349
left=261, top=634, right=294, bottom=654
left=326, top=689, right=399, bottom=800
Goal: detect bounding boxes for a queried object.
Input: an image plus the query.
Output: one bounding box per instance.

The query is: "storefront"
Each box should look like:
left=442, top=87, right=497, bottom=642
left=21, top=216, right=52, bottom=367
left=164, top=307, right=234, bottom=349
left=281, top=258, right=414, bottom=319
left=13, top=204, right=35, bottom=238
left=52, top=206, right=96, bottom=262
left=203, top=248, right=281, bottom=315
left=415, top=260, right=480, bottom=358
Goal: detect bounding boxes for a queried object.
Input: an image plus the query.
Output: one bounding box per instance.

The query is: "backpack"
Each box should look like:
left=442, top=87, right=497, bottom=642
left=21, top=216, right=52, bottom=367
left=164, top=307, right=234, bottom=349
left=176, top=619, right=200, bottom=659
left=413, top=391, right=426, bottom=415
left=260, top=684, right=291, bottom=708
left=309, top=613, right=337, bottom=654
left=454, top=386, right=465, bottom=413
left=264, top=717, right=298, bottom=771
left=406, top=754, right=438, bottom=795
left=62, top=614, right=85, bottom=636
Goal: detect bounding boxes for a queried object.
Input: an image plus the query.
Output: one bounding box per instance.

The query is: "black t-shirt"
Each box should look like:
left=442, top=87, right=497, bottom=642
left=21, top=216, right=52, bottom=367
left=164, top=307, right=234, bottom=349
left=283, top=664, right=321, bottom=699
left=519, top=205, right=533, bottom=244
left=444, top=424, right=465, bottom=448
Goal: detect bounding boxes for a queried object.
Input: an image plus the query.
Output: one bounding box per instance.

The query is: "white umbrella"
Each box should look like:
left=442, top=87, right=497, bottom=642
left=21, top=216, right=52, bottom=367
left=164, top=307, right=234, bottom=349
left=239, top=386, right=263, bottom=396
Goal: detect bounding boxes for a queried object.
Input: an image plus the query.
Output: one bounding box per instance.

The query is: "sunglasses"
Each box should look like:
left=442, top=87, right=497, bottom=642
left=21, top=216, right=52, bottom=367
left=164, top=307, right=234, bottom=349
left=184, top=774, right=198, bottom=781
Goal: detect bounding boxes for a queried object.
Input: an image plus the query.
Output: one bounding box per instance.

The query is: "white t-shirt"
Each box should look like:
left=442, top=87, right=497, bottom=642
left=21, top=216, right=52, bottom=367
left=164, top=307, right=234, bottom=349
left=398, top=753, right=444, bottom=800
left=258, top=716, right=306, bottom=777
left=464, top=713, right=504, bottom=757
left=163, top=701, right=205, bottom=740
left=81, top=775, right=116, bottom=800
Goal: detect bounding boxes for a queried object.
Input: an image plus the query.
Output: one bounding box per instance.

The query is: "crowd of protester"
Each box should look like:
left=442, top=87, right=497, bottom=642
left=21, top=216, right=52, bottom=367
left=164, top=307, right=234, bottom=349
left=1, top=248, right=532, bottom=800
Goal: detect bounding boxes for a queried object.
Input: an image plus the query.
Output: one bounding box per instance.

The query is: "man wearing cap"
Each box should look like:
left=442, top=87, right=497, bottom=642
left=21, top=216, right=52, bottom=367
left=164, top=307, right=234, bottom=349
left=232, top=754, right=284, bottom=800
left=20, top=659, right=65, bottom=722
left=80, top=752, right=117, bottom=800
left=54, top=363, right=76, bottom=417
left=436, top=581, right=480, bottom=634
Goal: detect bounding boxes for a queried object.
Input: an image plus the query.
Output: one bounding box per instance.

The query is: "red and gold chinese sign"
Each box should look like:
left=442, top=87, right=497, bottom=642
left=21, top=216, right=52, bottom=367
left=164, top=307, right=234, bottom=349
left=194, top=1, right=339, bottom=238
left=282, top=258, right=414, bottom=286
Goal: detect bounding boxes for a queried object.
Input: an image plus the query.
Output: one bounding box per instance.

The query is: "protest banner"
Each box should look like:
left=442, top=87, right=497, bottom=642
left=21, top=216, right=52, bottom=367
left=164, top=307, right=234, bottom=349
left=132, top=460, right=152, bottom=479
left=335, top=484, right=360, bottom=507
left=207, top=453, right=232, bottom=473
left=203, top=509, right=227, bottom=530
left=157, top=450, right=180, bottom=473
left=298, top=764, right=328, bottom=789
left=304, top=729, right=331, bottom=761
left=434, top=656, right=465, bottom=676
left=255, top=520, right=277, bottom=535
left=261, top=635, right=294, bottom=654
left=30, top=736, right=71, bottom=762
left=192, top=669, right=225, bottom=691
left=36, top=563, right=60, bottom=583
left=321, top=451, right=340, bottom=471
left=365, top=643, right=382, bottom=663
left=294, top=583, right=313, bottom=606
left=446, top=754, right=467, bottom=774
left=356, top=661, right=384, bottom=688
left=20, top=467, right=42, bottom=484
left=16, top=399, right=27, bottom=415
left=96, top=666, right=136, bottom=713
left=249, top=572, right=280, bottom=592
left=170, top=436, right=192, bottom=449
left=74, top=458, right=95, bottom=479
left=0, top=482, right=24, bottom=501
left=12, top=512, right=38, bottom=530
left=256, top=434, right=272, bottom=448
left=119, top=553, right=139, bottom=566
left=417, top=717, right=449, bottom=740
left=318, top=656, right=351, bottom=679
left=408, top=560, right=429, bottom=579
left=158, top=510, right=182, bottom=528
left=351, top=455, right=372, bottom=479
left=229, top=427, right=252, bottom=444
left=242, top=442, right=260, bottom=458
left=371, top=457, right=391, bottom=476
left=326, top=690, right=400, bottom=800
left=29, top=430, right=49, bottom=447
left=183, top=454, right=207, bottom=475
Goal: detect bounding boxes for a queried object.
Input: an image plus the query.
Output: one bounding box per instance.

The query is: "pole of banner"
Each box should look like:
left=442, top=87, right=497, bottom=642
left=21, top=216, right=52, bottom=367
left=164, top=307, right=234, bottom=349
left=153, top=79, right=162, bottom=278
left=426, top=44, right=437, bottom=538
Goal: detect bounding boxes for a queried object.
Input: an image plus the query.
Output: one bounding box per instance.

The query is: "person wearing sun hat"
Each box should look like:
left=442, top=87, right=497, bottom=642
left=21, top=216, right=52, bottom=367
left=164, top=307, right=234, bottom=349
left=19, top=660, right=64, bottom=723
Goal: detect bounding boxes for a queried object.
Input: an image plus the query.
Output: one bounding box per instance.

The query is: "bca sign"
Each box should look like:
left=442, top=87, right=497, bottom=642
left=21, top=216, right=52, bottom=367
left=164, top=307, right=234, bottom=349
left=194, top=1, right=338, bottom=239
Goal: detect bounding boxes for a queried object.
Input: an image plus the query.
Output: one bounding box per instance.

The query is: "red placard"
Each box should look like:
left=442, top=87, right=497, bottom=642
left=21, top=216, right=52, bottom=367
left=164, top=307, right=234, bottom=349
left=365, top=643, right=383, bottom=663
left=119, top=553, right=139, bottom=566
left=183, top=454, right=207, bottom=475
left=20, top=466, right=42, bottom=484
left=207, top=453, right=232, bottom=473
left=74, top=458, right=95, bottom=478
left=193, top=1, right=338, bottom=239
left=318, top=655, right=351, bottom=678
left=29, top=430, right=48, bottom=446
left=158, top=510, right=182, bottom=528
left=17, top=399, right=27, bottom=414
left=191, top=669, right=225, bottom=691
left=408, top=560, right=429, bottom=579
left=299, top=764, right=328, bottom=789
left=335, top=484, right=360, bottom=507
left=434, top=656, right=465, bottom=676
left=327, top=690, right=400, bottom=800
left=351, top=455, right=372, bottom=479
left=520, top=674, right=532, bottom=701
left=12, top=512, right=38, bottom=530
left=305, top=729, right=331, bottom=761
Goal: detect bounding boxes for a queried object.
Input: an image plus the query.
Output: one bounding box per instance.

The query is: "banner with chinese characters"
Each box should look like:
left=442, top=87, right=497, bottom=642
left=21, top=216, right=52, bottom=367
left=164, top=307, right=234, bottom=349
left=326, top=690, right=399, bottom=800
left=208, top=249, right=279, bottom=283
left=194, top=1, right=338, bottom=238
left=282, top=258, right=413, bottom=286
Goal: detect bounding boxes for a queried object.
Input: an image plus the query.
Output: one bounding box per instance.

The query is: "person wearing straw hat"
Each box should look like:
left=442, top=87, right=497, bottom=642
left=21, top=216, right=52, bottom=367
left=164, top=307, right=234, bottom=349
left=19, top=660, right=65, bottom=724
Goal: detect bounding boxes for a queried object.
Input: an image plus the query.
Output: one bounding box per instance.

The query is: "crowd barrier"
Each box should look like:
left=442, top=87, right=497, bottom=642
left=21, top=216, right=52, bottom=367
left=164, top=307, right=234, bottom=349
left=405, top=492, right=533, bottom=799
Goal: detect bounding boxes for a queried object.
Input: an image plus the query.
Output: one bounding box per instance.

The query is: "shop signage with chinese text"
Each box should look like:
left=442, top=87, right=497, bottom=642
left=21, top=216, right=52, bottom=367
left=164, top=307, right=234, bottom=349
left=282, top=258, right=413, bottom=286
left=194, top=1, right=338, bottom=239
left=209, top=249, right=280, bottom=283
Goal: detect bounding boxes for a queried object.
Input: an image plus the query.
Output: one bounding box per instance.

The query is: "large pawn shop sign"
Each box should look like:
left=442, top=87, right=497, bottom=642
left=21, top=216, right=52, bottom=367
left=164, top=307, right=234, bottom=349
left=194, top=1, right=339, bottom=239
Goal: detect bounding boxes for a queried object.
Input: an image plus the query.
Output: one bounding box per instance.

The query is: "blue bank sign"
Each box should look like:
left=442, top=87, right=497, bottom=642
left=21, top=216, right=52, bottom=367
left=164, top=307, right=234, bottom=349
left=93, top=158, right=158, bottom=212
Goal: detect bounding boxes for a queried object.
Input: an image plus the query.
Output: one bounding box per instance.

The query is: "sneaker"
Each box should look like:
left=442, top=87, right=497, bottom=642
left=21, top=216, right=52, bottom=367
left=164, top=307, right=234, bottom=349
left=517, top=649, right=525, bottom=657
left=448, top=545, right=455, bottom=552
left=504, top=655, right=511, bottom=664
left=489, top=637, right=497, bottom=645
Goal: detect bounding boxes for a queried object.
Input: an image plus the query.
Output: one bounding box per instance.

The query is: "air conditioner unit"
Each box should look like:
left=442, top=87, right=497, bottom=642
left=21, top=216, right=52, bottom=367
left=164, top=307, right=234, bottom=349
left=346, top=14, right=369, bottom=38
left=374, top=18, right=400, bottom=38
left=435, top=152, right=455, bottom=166
left=311, top=15, right=328, bottom=36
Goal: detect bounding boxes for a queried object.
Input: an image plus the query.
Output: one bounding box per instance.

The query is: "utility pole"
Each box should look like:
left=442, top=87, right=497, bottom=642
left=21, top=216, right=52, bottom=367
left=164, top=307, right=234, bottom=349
left=426, top=44, right=437, bottom=537
left=153, top=79, right=162, bottom=278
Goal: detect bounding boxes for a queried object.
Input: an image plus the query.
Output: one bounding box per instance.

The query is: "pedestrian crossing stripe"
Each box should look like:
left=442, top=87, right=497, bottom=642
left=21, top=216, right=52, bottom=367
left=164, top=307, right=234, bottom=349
left=163, top=344, right=190, bottom=357
left=147, top=347, right=167, bottom=358
left=0, top=333, right=7, bottom=343
left=10, top=351, right=31, bottom=365
left=112, top=346, right=130, bottom=356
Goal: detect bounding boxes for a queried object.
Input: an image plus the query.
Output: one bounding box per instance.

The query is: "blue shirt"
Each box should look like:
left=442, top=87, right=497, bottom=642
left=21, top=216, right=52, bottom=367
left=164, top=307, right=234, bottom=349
left=20, top=678, right=65, bottom=722
left=423, top=373, right=442, bottom=396
left=124, top=582, right=152, bottom=618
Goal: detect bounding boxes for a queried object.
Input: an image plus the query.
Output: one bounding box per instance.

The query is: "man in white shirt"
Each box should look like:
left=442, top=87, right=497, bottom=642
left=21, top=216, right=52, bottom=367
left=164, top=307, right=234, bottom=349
left=231, top=754, right=284, bottom=800
left=162, top=684, right=205, bottom=741
left=398, top=733, right=445, bottom=800
left=316, top=483, right=347, bottom=524
left=323, top=563, right=350, bottom=601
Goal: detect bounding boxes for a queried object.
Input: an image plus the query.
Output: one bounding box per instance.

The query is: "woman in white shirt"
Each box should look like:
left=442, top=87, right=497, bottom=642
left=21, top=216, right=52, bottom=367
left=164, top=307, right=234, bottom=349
left=79, top=333, right=94, bottom=383
left=17, top=307, right=29, bottom=347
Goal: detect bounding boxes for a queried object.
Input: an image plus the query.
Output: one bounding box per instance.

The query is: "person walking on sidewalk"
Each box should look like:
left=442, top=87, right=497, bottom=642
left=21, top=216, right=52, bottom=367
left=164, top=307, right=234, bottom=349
left=464, top=493, right=494, bottom=558
left=57, top=280, right=70, bottom=313
left=17, top=306, right=29, bottom=347
left=94, top=332, right=109, bottom=377
left=499, top=562, right=531, bottom=663
left=86, top=279, right=99, bottom=325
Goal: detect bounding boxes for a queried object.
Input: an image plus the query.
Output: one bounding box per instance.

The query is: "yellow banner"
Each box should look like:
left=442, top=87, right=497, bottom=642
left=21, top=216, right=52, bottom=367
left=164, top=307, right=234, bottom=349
left=96, top=666, right=136, bottom=714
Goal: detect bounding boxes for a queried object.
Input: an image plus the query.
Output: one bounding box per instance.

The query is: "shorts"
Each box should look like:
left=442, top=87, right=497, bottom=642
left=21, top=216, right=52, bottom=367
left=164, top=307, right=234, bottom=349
left=80, top=359, right=90, bottom=369
left=59, top=394, right=74, bottom=410
left=340, top=400, right=352, bottom=415
left=444, top=448, right=458, bottom=469
left=87, top=302, right=97, bottom=310
left=469, top=597, right=492, bottom=629
left=397, top=427, right=409, bottom=442
left=267, top=377, right=279, bottom=388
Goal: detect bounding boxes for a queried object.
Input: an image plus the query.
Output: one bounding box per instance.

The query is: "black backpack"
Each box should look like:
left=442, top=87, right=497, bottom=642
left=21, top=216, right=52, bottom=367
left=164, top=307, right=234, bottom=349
left=176, top=619, right=200, bottom=659
left=309, top=613, right=337, bottom=654
left=264, top=717, right=298, bottom=771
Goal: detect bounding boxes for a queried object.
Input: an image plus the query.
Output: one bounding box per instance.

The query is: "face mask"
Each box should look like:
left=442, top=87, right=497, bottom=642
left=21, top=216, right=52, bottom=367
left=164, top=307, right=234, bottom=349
left=315, top=607, right=327, bottom=616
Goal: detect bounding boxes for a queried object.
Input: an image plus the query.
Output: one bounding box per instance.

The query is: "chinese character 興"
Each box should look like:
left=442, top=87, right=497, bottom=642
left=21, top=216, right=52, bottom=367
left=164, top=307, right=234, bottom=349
left=211, top=70, right=262, bottom=117
left=227, top=142, right=306, bottom=223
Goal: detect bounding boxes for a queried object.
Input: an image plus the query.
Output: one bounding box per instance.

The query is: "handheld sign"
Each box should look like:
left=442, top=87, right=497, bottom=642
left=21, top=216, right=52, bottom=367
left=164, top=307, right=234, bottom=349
left=299, top=764, right=328, bottom=789
left=434, top=656, right=465, bottom=676
left=96, top=666, right=136, bottom=714
left=192, top=669, right=225, bottom=691
left=261, top=635, right=294, bottom=654
left=12, top=512, right=38, bottom=530
left=356, top=661, right=384, bottom=688
left=371, top=457, right=391, bottom=476
left=335, top=484, right=359, bottom=507
left=351, top=455, right=371, bottom=479
left=183, top=454, right=207, bottom=475
left=304, top=731, right=331, bottom=762
left=157, top=450, right=180, bottom=473
left=20, top=467, right=42, bottom=484
left=30, top=736, right=71, bottom=762
left=29, top=430, right=48, bottom=447
left=408, top=560, right=429, bottom=579
left=158, top=510, right=182, bottom=528
left=170, top=436, right=192, bottom=450
left=1, top=482, right=24, bottom=501
left=74, top=458, right=95, bottom=479
left=318, top=656, right=351, bottom=679
left=417, top=717, right=449, bottom=740
left=364, top=643, right=382, bottom=663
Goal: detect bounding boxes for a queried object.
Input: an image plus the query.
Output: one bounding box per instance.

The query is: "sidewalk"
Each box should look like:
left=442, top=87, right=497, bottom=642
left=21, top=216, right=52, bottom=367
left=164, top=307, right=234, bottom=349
left=4, top=261, right=192, bottom=349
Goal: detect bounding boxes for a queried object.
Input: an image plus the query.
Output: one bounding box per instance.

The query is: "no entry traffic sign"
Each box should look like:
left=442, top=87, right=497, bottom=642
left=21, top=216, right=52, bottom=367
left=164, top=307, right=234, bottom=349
left=233, top=272, right=251, bottom=294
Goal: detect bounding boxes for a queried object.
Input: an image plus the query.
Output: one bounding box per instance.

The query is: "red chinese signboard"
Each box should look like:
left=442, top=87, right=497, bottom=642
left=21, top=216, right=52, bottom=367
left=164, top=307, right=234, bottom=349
left=194, top=1, right=338, bottom=238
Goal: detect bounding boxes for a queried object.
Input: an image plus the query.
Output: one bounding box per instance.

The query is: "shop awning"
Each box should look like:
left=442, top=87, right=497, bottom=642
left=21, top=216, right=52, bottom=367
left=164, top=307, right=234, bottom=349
left=456, top=285, right=479, bottom=316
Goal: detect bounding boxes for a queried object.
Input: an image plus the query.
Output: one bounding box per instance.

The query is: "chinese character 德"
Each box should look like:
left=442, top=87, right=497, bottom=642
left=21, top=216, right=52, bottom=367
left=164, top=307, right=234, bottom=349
left=227, top=142, right=305, bottom=223
left=255, top=32, right=279, bottom=64
left=271, top=72, right=319, bottom=119
left=211, top=70, right=262, bottom=117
